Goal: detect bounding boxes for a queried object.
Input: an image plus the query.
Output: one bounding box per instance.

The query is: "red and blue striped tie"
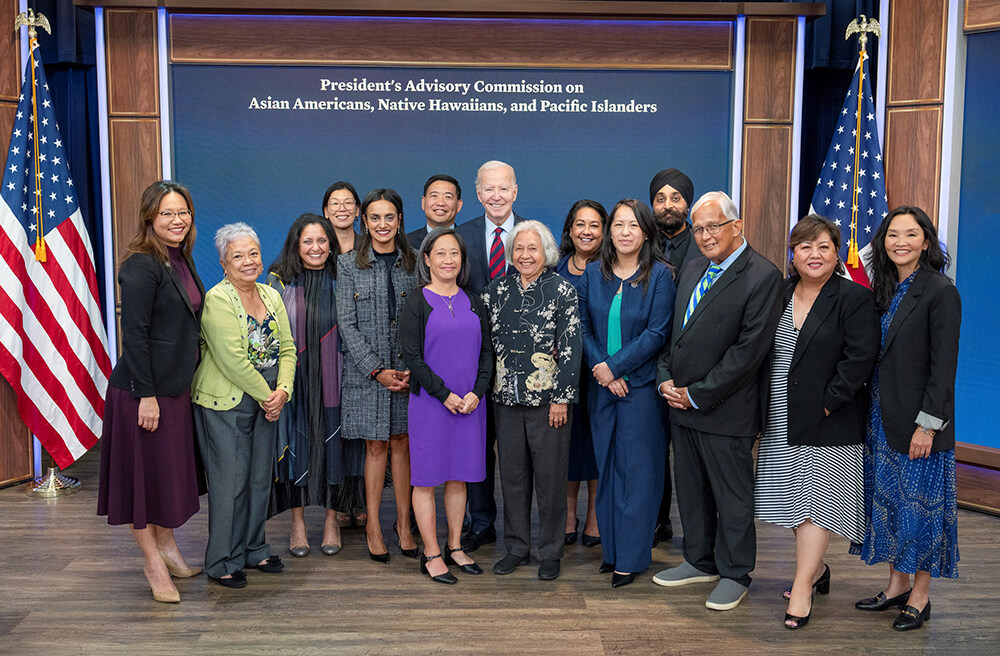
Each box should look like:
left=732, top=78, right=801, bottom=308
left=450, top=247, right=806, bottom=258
left=489, top=226, right=506, bottom=279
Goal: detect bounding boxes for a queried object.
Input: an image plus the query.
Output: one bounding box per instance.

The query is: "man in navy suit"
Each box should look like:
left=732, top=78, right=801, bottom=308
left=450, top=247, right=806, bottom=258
left=406, top=174, right=463, bottom=249
left=457, top=160, right=526, bottom=553
left=653, top=191, right=782, bottom=611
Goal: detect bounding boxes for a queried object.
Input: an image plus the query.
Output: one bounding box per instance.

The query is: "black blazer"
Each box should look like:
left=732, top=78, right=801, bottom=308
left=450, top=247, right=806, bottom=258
left=406, top=226, right=429, bottom=250
left=108, top=251, right=205, bottom=398
left=455, top=213, right=526, bottom=294
left=399, top=287, right=493, bottom=402
left=764, top=275, right=879, bottom=447
left=877, top=268, right=961, bottom=454
left=656, top=244, right=782, bottom=437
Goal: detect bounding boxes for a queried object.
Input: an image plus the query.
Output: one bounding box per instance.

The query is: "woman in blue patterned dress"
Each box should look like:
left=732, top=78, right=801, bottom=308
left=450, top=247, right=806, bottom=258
left=851, top=206, right=961, bottom=631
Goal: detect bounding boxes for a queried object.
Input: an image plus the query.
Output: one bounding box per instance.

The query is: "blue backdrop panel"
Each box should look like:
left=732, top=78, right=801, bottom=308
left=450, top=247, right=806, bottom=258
left=956, top=30, right=1000, bottom=450
left=171, top=65, right=733, bottom=283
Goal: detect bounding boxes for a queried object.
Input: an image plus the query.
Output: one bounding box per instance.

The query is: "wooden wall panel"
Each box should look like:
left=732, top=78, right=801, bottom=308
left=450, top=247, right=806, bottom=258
left=965, top=0, right=1000, bottom=32
left=109, top=119, right=162, bottom=274
left=887, top=0, right=947, bottom=104
left=884, top=106, right=943, bottom=223
left=0, top=0, right=18, bottom=101
left=106, top=9, right=158, bottom=115
left=0, top=377, right=32, bottom=488
left=743, top=18, right=796, bottom=123
left=0, top=101, right=15, bottom=151
left=169, top=15, right=733, bottom=69
left=741, top=125, right=792, bottom=269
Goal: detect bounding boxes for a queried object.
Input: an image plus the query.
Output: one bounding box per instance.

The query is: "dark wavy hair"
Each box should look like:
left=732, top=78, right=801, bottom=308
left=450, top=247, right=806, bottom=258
left=787, top=214, right=846, bottom=279
left=558, top=199, right=608, bottom=258
left=416, top=227, right=470, bottom=288
left=268, top=213, right=337, bottom=282
left=123, top=180, right=196, bottom=265
left=599, top=199, right=667, bottom=292
left=355, top=188, right=416, bottom=273
left=867, top=205, right=951, bottom=313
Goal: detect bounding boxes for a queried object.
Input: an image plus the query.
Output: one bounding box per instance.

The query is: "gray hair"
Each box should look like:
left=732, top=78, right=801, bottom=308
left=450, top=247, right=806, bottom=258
left=475, top=160, right=517, bottom=189
left=214, top=222, right=260, bottom=261
left=507, top=220, right=559, bottom=268
left=690, top=191, right=739, bottom=224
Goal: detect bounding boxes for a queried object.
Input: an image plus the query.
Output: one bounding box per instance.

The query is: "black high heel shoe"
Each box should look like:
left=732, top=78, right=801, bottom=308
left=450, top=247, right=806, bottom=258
left=892, top=601, right=930, bottom=631
left=782, top=564, right=830, bottom=600
left=784, top=594, right=813, bottom=630
left=420, top=552, right=458, bottom=585
left=393, top=521, right=418, bottom=559
left=366, top=535, right=390, bottom=564
left=564, top=518, right=579, bottom=545
left=445, top=544, right=483, bottom=575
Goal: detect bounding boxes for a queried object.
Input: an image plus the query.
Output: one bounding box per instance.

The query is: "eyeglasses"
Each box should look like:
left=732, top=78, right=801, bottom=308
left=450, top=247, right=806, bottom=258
left=692, top=219, right=735, bottom=237
left=327, top=200, right=357, bottom=210
left=158, top=210, right=192, bottom=219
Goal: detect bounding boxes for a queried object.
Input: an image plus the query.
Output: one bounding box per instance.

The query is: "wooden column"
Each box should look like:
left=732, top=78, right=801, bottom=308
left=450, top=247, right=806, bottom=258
left=883, top=0, right=948, bottom=222
left=740, top=17, right=798, bottom=269
left=104, top=8, right=163, bottom=333
left=0, top=0, right=34, bottom=488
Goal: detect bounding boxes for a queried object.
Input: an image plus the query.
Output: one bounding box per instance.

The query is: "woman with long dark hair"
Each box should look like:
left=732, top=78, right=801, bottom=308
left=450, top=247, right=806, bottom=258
left=577, top=199, right=675, bottom=588
left=337, top=189, right=419, bottom=563
left=850, top=206, right=961, bottom=632
left=322, top=181, right=361, bottom=255
left=555, top=200, right=608, bottom=547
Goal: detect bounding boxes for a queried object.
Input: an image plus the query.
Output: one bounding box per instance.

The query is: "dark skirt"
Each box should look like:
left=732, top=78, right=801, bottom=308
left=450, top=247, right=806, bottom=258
left=97, top=386, right=203, bottom=529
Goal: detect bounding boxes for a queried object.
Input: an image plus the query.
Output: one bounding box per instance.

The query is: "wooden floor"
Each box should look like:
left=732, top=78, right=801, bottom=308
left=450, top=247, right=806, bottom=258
left=3, top=448, right=999, bottom=656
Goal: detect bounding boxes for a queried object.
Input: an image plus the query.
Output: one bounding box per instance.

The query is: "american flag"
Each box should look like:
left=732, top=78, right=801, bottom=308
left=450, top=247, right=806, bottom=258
left=808, top=53, right=889, bottom=286
left=0, top=41, right=110, bottom=468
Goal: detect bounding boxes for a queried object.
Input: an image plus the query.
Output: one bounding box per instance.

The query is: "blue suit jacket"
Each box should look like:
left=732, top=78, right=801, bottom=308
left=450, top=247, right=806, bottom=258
left=578, top=261, right=676, bottom=387
left=456, top=213, right=526, bottom=294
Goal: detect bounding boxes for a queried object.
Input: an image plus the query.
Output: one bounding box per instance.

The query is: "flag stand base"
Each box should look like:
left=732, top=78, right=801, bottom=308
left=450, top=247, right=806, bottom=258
left=25, top=467, right=81, bottom=498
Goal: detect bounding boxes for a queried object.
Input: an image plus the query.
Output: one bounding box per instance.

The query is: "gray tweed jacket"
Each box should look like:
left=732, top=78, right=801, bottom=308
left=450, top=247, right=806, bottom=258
left=336, top=248, right=418, bottom=440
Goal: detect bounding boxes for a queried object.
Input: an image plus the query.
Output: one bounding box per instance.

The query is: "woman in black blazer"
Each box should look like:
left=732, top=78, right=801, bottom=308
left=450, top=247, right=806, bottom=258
left=97, top=181, right=205, bottom=603
left=851, top=206, right=961, bottom=632
left=754, top=216, right=879, bottom=629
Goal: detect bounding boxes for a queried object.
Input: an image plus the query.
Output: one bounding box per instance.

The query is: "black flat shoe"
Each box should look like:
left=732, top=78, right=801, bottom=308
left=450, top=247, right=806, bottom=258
left=247, top=555, right=284, bottom=573
left=581, top=534, right=601, bottom=547
left=893, top=602, right=930, bottom=631
left=420, top=552, right=458, bottom=585
left=393, top=521, right=418, bottom=559
left=461, top=526, right=497, bottom=554
left=784, top=593, right=813, bottom=630
left=782, top=564, right=830, bottom=600
left=366, top=536, right=390, bottom=564
left=855, top=588, right=911, bottom=611
left=493, top=554, right=529, bottom=575
left=611, top=572, right=635, bottom=588
left=599, top=561, right=615, bottom=574
left=538, top=559, right=561, bottom=581
left=565, top=519, right=579, bottom=545
left=652, top=521, right=673, bottom=547
left=213, top=570, right=247, bottom=588
left=445, top=545, right=483, bottom=575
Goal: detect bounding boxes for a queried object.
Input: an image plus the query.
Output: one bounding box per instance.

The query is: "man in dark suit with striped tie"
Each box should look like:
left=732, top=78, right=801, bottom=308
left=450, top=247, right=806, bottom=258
left=456, top=160, right=526, bottom=553
left=653, top=191, right=782, bottom=611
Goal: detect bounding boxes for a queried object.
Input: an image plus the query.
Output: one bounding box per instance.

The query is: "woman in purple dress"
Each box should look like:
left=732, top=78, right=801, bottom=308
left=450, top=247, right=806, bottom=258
left=98, top=181, right=205, bottom=603
left=400, top=228, right=493, bottom=584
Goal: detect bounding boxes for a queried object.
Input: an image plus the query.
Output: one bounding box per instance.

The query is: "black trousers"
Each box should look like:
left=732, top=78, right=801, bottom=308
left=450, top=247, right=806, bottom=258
left=672, top=423, right=755, bottom=587
left=656, top=443, right=674, bottom=525
left=466, top=402, right=497, bottom=532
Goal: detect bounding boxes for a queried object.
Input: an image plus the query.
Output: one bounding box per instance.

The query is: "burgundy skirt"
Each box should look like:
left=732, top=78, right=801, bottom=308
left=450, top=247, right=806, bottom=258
left=97, top=386, right=203, bottom=529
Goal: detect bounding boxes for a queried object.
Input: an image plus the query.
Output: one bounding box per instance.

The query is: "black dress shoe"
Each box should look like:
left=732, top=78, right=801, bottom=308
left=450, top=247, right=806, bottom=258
left=445, top=545, right=483, bottom=575
left=652, top=521, right=673, bottom=547
left=493, top=554, right=529, bottom=575
left=393, top=521, right=418, bottom=559
left=247, top=555, right=284, bottom=573
left=893, top=602, right=930, bottom=631
left=855, top=588, right=911, bottom=611
left=784, top=593, right=813, bottom=630
left=599, top=561, right=615, bottom=574
left=538, top=559, right=561, bottom=581
left=366, top=537, right=390, bottom=564
left=213, top=570, right=248, bottom=588
left=782, top=564, right=830, bottom=600
left=564, top=519, right=579, bottom=545
left=581, top=534, right=601, bottom=547
left=420, top=552, right=458, bottom=585
left=461, top=526, right=497, bottom=554
left=612, top=572, right=636, bottom=588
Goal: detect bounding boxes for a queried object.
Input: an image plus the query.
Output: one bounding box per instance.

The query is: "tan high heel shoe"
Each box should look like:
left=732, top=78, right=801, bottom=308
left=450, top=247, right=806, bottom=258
left=143, top=566, right=180, bottom=603
left=159, top=550, right=203, bottom=578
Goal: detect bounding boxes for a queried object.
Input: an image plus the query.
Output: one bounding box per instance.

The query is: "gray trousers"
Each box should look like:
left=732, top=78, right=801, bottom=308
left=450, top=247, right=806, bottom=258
left=494, top=403, right=571, bottom=562
left=194, top=366, right=277, bottom=579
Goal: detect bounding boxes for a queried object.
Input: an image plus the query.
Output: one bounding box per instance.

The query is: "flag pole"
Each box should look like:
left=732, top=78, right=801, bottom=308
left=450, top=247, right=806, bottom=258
left=13, top=9, right=83, bottom=498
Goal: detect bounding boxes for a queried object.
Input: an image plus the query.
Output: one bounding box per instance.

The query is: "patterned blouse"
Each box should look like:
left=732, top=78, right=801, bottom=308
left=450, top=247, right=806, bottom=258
left=483, top=268, right=582, bottom=406
left=247, top=312, right=280, bottom=371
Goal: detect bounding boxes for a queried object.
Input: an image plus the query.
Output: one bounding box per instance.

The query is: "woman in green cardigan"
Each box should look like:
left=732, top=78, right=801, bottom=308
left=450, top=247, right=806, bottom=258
left=192, top=222, right=296, bottom=588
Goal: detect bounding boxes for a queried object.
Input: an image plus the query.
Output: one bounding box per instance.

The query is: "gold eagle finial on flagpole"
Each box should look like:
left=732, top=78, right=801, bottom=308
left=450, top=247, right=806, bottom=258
left=14, top=9, right=52, bottom=41
left=845, top=14, right=881, bottom=52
